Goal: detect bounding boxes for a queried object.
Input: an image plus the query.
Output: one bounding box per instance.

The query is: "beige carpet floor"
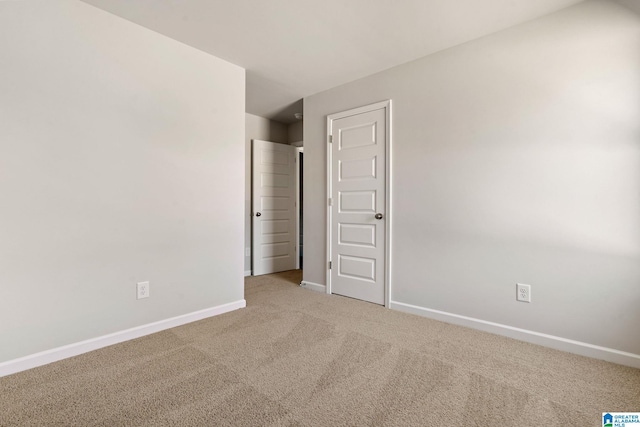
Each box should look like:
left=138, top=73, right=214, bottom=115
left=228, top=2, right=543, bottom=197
left=1, top=270, right=639, bottom=426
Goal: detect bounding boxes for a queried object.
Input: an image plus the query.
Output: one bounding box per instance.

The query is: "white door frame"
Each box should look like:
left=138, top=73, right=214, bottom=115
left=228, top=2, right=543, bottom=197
left=326, top=100, right=392, bottom=307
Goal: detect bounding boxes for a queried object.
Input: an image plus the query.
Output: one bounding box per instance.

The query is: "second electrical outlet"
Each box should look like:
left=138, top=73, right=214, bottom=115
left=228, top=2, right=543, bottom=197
left=516, top=283, right=531, bottom=303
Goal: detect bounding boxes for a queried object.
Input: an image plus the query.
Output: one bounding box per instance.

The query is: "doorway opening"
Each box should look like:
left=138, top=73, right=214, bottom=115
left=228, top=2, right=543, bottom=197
left=297, top=149, right=304, bottom=269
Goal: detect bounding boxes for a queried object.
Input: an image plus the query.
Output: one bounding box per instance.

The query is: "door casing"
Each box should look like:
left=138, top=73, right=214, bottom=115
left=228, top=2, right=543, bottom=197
left=326, top=100, right=392, bottom=307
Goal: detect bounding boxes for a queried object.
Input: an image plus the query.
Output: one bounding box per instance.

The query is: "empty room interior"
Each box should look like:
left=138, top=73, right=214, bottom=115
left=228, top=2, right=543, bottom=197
left=1, top=0, right=639, bottom=425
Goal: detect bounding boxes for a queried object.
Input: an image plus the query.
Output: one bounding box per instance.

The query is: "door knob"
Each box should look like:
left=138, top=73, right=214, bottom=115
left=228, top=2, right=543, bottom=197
left=256, top=212, right=262, bottom=217
left=375, top=213, right=383, bottom=220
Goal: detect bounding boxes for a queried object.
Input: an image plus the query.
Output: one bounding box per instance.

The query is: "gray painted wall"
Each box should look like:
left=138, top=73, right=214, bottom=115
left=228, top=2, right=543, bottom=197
left=288, top=120, right=304, bottom=145
left=0, top=0, right=245, bottom=363
left=304, top=0, right=640, bottom=356
left=615, top=0, right=640, bottom=15
left=244, top=114, right=288, bottom=273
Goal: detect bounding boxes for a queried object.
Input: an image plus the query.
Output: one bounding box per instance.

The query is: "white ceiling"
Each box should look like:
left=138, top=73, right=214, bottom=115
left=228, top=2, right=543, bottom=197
left=80, top=0, right=585, bottom=123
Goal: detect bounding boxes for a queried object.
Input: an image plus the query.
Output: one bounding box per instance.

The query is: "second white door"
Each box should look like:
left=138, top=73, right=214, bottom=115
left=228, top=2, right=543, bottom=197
left=327, top=101, right=389, bottom=305
left=252, top=140, right=297, bottom=276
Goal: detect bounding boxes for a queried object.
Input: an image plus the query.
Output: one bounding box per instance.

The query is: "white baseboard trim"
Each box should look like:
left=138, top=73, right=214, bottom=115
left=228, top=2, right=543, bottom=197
left=0, top=299, right=246, bottom=378
left=244, top=270, right=252, bottom=277
left=390, top=301, right=640, bottom=369
left=300, top=281, right=326, bottom=293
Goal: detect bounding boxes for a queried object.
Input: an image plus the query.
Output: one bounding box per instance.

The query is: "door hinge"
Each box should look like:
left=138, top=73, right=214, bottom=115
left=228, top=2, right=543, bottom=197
left=328, top=135, right=333, bottom=143
left=328, top=197, right=333, bottom=206
left=329, top=261, right=332, bottom=270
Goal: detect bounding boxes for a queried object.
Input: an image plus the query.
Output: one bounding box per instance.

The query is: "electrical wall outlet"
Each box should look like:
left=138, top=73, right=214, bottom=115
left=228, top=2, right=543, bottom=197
left=516, top=283, right=531, bottom=303
left=137, top=281, right=150, bottom=300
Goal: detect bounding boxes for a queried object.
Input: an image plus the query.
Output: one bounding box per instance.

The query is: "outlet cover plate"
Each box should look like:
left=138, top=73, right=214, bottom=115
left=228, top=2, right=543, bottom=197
left=137, top=281, right=150, bottom=300
left=516, top=283, right=531, bottom=303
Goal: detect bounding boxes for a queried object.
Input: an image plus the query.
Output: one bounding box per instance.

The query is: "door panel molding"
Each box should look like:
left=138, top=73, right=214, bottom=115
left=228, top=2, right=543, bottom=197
left=326, top=100, right=392, bottom=306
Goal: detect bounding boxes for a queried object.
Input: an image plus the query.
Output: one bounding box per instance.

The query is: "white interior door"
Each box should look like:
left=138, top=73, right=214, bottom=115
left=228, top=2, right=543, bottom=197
left=327, top=101, right=390, bottom=305
left=252, top=140, right=297, bottom=276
